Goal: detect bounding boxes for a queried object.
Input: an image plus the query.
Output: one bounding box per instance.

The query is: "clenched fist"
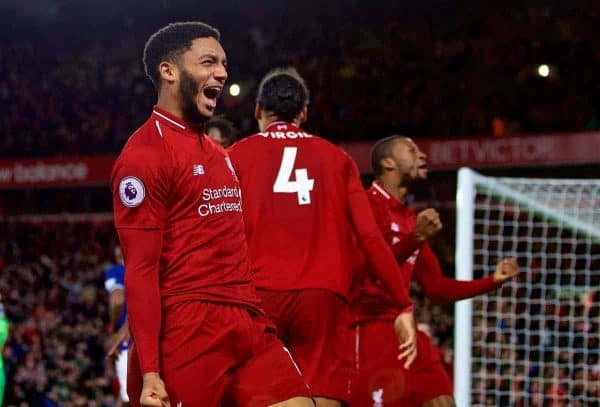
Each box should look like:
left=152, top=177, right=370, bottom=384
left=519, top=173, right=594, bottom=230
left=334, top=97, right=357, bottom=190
left=413, top=208, right=442, bottom=242
left=141, top=372, right=170, bottom=407
left=493, top=258, right=520, bottom=284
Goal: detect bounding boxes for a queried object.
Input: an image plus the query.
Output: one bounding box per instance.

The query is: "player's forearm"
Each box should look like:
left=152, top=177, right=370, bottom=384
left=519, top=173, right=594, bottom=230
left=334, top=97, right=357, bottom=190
left=423, top=275, right=497, bottom=303
left=416, top=243, right=498, bottom=303
left=362, top=237, right=413, bottom=311
left=109, top=291, right=125, bottom=331
left=118, top=228, right=163, bottom=374
left=110, top=304, right=124, bottom=332
left=349, top=191, right=412, bottom=310
left=390, top=234, right=422, bottom=265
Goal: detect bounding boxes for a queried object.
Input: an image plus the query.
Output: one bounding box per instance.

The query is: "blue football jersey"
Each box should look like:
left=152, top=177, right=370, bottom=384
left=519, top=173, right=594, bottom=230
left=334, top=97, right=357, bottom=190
left=104, top=264, right=129, bottom=350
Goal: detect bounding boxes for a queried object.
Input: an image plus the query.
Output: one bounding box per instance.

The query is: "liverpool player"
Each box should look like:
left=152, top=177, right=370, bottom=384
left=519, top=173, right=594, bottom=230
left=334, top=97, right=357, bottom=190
left=350, top=135, right=519, bottom=407
left=228, top=68, right=417, bottom=407
left=112, top=23, right=312, bottom=407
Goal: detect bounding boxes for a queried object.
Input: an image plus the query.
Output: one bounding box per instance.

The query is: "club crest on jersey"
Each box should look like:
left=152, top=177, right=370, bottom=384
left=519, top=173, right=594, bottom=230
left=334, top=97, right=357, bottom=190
left=118, top=176, right=145, bottom=207
left=225, top=157, right=238, bottom=180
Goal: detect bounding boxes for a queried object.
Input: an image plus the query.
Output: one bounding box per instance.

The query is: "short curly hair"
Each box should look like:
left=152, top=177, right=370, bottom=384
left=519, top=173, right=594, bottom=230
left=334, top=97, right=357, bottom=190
left=143, top=21, right=220, bottom=91
left=256, top=67, right=309, bottom=122
left=371, top=135, right=403, bottom=177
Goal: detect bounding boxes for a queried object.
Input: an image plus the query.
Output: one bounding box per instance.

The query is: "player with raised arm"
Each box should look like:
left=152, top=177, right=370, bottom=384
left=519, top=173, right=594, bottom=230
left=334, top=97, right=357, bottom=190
left=104, top=246, right=130, bottom=406
left=350, top=135, right=519, bottom=407
left=228, top=68, right=417, bottom=407
left=111, top=23, right=312, bottom=407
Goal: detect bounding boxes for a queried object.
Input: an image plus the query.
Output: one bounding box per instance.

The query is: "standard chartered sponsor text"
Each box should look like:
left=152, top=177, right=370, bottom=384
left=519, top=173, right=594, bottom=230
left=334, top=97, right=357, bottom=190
left=198, top=186, right=243, bottom=217
left=202, top=186, right=241, bottom=200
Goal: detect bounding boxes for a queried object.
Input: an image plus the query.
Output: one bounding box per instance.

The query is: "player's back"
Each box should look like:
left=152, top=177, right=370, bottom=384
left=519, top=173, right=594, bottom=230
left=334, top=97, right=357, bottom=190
left=229, top=122, right=359, bottom=297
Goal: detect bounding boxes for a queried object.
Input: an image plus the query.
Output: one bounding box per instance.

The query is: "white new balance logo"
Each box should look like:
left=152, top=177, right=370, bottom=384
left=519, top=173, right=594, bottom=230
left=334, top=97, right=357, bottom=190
left=372, top=388, right=383, bottom=406
left=192, top=165, right=205, bottom=176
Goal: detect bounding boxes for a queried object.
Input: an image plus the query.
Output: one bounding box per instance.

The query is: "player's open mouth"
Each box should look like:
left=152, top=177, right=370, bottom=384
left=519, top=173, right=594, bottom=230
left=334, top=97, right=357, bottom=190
left=201, top=86, right=222, bottom=110
left=203, top=86, right=222, bottom=99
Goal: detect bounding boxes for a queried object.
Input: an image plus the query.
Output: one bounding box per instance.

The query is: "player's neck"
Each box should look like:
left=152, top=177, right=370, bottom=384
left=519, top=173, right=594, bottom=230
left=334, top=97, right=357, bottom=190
left=378, top=176, right=407, bottom=204
left=156, top=94, right=185, bottom=122
left=260, top=116, right=301, bottom=131
left=397, top=186, right=408, bottom=203
left=156, top=94, right=208, bottom=135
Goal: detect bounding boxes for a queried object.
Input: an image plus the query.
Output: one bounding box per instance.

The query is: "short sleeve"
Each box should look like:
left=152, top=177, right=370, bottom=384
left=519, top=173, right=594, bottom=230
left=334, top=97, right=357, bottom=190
left=104, top=265, right=125, bottom=292
left=111, top=145, right=170, bottom=229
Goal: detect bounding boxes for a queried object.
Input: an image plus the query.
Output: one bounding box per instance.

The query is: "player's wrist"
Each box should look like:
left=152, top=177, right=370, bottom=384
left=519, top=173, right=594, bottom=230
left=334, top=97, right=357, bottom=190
left=397, top=305, right=414, bottom=315
left=143, top=371, right=161, bottom=381
left=412, top=230, right=427, bottom=242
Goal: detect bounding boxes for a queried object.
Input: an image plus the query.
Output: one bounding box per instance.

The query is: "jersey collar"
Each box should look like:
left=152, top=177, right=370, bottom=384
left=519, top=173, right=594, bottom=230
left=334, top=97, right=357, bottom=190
left=152, top=106, right=206, bottom=139
left=371, top=181, right=403, bottom=208
left=264, top=121, right=302, bottom=132
left=152, top=107, right=187, bottom=129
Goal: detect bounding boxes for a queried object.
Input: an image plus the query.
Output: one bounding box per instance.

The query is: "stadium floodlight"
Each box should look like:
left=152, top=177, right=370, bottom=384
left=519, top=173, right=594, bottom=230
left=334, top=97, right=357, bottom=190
left=455, top=167, right=600, bottom=406
left=538, top=64, right=550, bottom=77
left=229, top=83, right=241, bottom=97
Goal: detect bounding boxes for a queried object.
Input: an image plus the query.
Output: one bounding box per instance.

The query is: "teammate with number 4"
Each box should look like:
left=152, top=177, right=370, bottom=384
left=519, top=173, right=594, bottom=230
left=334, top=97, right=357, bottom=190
left=229, top=68, right=417, bottom=407
left=350, top=135, right=520, bottom=407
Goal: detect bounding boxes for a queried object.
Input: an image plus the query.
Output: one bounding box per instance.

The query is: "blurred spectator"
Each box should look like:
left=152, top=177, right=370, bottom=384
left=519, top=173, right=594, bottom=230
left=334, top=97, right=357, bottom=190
left=0, top=2, right=599, bottom=158
left=205, top=116, right=239, bottom=148
left=0, top=221, right=118, bottom=406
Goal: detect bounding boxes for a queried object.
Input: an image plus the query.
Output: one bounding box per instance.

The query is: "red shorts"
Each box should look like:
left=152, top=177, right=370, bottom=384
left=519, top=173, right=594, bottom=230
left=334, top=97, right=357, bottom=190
left=127, top=302, right=310, bottom=407
left=350, top=321, right=453, bottom=407
left=258, top=289, right=353, bottom=403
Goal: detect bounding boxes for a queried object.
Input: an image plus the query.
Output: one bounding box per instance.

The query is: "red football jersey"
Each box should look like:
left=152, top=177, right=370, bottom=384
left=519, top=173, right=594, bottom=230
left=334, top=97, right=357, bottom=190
left=229, top=122, right=411, bottom=309
left=351, top=181, right=498, bottom=323
left=350, top=181, right=421, bottom=322
left=228, top=121, right=361, bottom=296
left=112, top=107, right=261, bottom=311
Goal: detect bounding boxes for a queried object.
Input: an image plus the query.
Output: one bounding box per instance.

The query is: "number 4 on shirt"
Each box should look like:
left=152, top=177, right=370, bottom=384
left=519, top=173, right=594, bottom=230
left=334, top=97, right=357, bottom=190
left=273, top=147, right=314, bottom=205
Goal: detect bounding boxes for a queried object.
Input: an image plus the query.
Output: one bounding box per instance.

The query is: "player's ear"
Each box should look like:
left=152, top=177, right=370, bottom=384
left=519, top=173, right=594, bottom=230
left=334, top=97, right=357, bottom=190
left=380, top=157, right=397, bottom=171
left=298, top=106, right=308, bottom=124
left=158, top=61, right=178, bottom=84
left=254, top=104, right=262, bottom=121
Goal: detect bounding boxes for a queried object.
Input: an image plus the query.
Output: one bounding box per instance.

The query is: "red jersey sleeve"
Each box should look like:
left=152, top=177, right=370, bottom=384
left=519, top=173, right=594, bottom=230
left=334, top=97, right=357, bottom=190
left=118, top=228, right=163, bottom=374
left=414, top=243, right=498, bottom=303
left=111, top=144, right=170, bottom=374
left=345, top=157, right=412, bottom=311
left=368, top=195, right=423, bottom=264
left=112, top=145, right=170, bottom=229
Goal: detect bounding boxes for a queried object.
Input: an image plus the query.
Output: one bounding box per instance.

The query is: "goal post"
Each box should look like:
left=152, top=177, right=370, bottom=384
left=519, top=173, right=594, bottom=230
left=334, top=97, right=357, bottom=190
left=454, top=167, right=600, bottom=406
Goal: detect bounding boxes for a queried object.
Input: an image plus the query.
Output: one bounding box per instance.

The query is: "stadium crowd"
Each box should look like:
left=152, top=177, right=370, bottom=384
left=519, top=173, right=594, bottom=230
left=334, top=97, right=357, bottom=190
left=0, top=2, right=598, bottom=158
left=0, top=222, right=119, bottom=405
left=0, top=218, right=458, bottom=406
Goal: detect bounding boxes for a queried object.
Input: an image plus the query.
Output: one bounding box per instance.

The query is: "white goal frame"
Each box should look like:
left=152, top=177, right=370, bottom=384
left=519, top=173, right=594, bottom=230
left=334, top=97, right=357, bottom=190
left=454, top=167, right=600, bottom=406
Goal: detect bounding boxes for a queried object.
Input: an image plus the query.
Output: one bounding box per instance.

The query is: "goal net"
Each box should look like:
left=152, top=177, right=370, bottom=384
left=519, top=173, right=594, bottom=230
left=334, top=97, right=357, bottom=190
left=454, top=168, right=600, bottom=406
